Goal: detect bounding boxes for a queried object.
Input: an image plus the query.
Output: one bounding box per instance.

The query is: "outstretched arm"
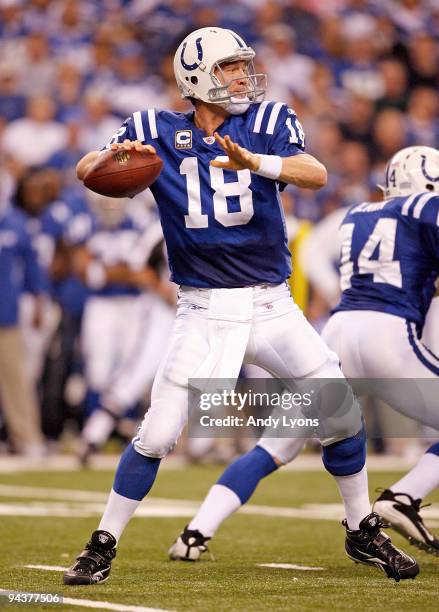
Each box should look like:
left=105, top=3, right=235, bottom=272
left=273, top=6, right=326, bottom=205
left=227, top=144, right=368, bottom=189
left=211, top=133, right=327, bottom=190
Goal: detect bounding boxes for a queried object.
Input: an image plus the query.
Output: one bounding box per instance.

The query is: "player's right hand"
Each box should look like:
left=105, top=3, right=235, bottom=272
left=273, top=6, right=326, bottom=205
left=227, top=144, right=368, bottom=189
left=110, top=139, right=156, bottom=155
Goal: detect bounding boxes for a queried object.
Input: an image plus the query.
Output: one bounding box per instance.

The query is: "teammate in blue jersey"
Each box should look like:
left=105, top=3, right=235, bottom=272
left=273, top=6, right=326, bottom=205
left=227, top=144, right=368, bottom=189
left=168, top=145, right=439, bottom=564
left=64, top=28, right=418, bottom=585
left=325, top=145, right=439, bottom=555
left=35, top=192, right=90, bottom=443
left=0, top=195, right=46, bottom=455
left=68, top=193, right=174, bottom=464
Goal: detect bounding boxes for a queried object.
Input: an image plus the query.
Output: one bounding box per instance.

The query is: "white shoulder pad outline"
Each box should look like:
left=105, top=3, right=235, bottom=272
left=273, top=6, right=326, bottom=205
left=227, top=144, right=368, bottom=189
left=133, top=109, right=158, bottom=141
left=252, top=100, right=270, bottom=133
left=401, top=192, right=439, bottom=225
left=252, top=102, right=306, bottom=149
left=252, top=101, right=285, bottom=135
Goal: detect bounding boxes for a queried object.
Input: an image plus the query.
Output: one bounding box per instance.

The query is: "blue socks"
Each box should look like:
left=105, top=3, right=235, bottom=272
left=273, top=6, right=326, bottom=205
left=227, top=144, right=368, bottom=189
left=217, top=445, right=278, bottom=504
left=426, top=442, right=439, bottom=457
left=113, top=444, right=161, bottom=501
left=322, top=426, right=366, bottom=476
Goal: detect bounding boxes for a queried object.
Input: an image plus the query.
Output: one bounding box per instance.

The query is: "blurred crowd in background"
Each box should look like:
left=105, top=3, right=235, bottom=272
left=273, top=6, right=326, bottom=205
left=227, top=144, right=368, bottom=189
left=0, top=0, right=438, bottom=461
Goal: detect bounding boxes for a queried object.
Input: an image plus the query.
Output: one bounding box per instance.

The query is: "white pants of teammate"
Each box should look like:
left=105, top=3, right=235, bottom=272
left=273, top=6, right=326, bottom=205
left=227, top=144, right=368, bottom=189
left=423, top=296, right=439, bottom=356
left=19, top=294, right=60, bottom=383
left=261, top=309, right=439, bottom=464
left=134, top=283, right=361, bottom=459
left=82, top=294, right=174, bottom=412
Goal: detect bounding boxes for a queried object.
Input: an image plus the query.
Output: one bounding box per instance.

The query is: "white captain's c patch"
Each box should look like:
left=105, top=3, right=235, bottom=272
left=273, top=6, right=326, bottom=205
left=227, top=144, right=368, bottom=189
left=175, top=130, right=192, bottom=149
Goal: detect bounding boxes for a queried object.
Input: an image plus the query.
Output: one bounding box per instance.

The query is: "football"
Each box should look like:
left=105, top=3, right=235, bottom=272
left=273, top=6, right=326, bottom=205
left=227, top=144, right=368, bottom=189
left=83, top=148, right=163, bottom=198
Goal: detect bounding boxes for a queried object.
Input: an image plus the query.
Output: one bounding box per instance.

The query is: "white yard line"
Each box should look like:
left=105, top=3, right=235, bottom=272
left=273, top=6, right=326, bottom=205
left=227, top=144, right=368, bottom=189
left=0, top=485, right=198, bottom=507
left=61, top=598, right=175, bottom=612
left=0, top=454, right=422, bottom=473
left=0, top=484, right=109, bottom=502
left=258, top=563, right=324, bottom=571
left=0, top=589, right=174, bottom=612
left=1, top=484, right=439, bottom=521
left=0, top=501, right=197, bottom=518
left=0, top=455, right=185, bottom=473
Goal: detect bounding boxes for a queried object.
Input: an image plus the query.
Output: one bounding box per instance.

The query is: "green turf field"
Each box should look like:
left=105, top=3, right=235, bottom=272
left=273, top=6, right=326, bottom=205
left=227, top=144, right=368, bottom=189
left=0, top=466, right=438, bottom=611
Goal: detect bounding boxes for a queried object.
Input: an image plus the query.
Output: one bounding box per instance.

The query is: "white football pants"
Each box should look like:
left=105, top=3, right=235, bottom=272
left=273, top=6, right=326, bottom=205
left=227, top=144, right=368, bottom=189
left=134, top=283, right=361, bottom=459
left=423, top=296, right=439, bottom=356
left=82, top=294, right=174, bottom=411
left=322, top=310, right=439, bottom=427
left=245, top=309, right=439, bottom=465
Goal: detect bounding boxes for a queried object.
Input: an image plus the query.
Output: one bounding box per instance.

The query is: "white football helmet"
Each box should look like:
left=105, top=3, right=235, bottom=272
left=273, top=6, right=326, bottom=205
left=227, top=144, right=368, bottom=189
left=381, top=146, right=439, bottom=199
left=173, top=27, right=266, bottom=112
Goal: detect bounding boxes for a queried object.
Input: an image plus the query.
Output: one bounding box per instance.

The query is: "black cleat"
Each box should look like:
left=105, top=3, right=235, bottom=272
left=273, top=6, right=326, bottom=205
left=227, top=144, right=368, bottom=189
left=63, top=530, right=117, bottom=585
left=374, top=489, right=439, bottom=556
left=168, top=526, right=212, bottom=561
left=344, top=512, right=419, bottom=581
left=77, top=442, right=98, bottom=468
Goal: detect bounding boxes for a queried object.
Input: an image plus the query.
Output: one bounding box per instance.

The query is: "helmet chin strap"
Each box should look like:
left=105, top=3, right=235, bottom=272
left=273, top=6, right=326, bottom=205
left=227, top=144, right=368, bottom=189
left=225, top=95, right=251, bottom=115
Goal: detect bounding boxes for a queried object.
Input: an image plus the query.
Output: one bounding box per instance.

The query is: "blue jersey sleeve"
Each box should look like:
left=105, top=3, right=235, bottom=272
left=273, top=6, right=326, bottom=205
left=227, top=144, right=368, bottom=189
left=417, top=194, right=439, bottom=228
left=403, top=193, right=439, bottom=262
left=267, top=105, right=305, bottom=157
left=422, top=225, right=439, bottom=263
left=104, top=110, right=159, bottom=149
left=65, top=212, right=94, bottom=246
left=20, top=227, right=45, bottom=294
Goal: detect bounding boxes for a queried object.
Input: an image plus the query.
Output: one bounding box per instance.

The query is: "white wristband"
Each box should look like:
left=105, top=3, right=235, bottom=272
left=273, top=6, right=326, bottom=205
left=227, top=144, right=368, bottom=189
left=85, top=261, right=106, bottom=290
left=255, top=155, right=282, bottom=180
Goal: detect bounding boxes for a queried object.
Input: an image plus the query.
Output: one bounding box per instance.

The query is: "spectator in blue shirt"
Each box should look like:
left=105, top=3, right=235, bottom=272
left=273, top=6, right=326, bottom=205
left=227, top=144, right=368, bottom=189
left=0, top=195, right=46, bottom=456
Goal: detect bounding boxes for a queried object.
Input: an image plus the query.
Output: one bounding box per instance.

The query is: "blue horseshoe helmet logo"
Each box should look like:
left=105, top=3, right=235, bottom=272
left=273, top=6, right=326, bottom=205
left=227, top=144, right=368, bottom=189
left=421, top=154, right=439, bottom=182
left=181, top=37, right=203, bottom=71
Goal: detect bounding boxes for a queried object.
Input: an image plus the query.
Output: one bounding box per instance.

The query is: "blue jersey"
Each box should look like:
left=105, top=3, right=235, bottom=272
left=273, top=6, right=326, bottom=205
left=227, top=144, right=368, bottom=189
left=69, top=207, right=162, bottom=298
left=108, top=101, right=305, bottom=288
left=334, top=193, right=439, bottom=327
left=38, top=197, right=90, bottom=317
left=0, top=206, right=43, bottom=326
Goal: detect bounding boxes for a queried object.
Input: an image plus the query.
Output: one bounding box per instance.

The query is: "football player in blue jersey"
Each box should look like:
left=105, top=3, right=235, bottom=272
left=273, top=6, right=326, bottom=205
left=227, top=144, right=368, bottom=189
left=69, top=193, right=174, bottom=464
left=64, top=28, right=418, bottom=585
left=168, top=145, right=439, bottom=565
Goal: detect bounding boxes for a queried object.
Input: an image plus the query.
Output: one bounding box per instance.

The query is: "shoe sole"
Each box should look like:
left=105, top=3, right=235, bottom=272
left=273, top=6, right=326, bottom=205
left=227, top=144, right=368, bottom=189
left=63, top=573, right=110, bottom=586
left=374, top=502, right=439, bottom=556
left=346, top=552, right=395, bottom=580
left=389, top=524, right=439, bottom=557
left=346, top=551, right=419, bottom=581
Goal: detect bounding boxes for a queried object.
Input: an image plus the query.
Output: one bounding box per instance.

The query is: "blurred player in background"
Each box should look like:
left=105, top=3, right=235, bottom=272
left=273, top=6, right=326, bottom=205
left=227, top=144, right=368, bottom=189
left=32, top=173, right=90, bottom=445
left=13, top=167, right=61, bottom=388
left=169, top=146, right=439, bottom=561
left=0, top=173, right=46, bottom=457
left=64, top=27, right=418, bottom=585
left=69, top=192, right=174, bottom=464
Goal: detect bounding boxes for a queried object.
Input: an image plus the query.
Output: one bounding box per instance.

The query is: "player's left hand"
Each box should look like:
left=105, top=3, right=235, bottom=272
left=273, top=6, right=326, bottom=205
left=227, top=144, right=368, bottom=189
left=211, top=133, right=259, bottom=172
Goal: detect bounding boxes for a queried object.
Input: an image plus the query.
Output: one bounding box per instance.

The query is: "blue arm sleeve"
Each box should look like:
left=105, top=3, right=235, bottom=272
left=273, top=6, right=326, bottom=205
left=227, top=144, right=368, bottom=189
left=265, top=105, right=306, bottom=191
left=21, top=229, right=45, bottom=294
left=103, top=114, right=140, bottom=149
left=267, top=105, right=306, bottom=157
left=422, top=225, right=439, bottom=264
left=417, top=196, right=439, bottom=263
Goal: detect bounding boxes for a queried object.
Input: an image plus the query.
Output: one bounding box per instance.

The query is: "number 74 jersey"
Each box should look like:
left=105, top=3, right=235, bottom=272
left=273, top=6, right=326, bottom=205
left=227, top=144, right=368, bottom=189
left=106, top=102, right=305, bottom=288
left=335, top=193, right=439, bottom=327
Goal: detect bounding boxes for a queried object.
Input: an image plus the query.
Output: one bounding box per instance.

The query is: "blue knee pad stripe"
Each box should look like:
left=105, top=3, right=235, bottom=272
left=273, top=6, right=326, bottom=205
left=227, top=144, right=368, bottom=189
left=322, top=426, right=366, bottom=476
left=113, top=443, right=161, bottom=501
left=426, top=442, right=439, bottom=457
left=217, top=445, right=278, bottom=504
